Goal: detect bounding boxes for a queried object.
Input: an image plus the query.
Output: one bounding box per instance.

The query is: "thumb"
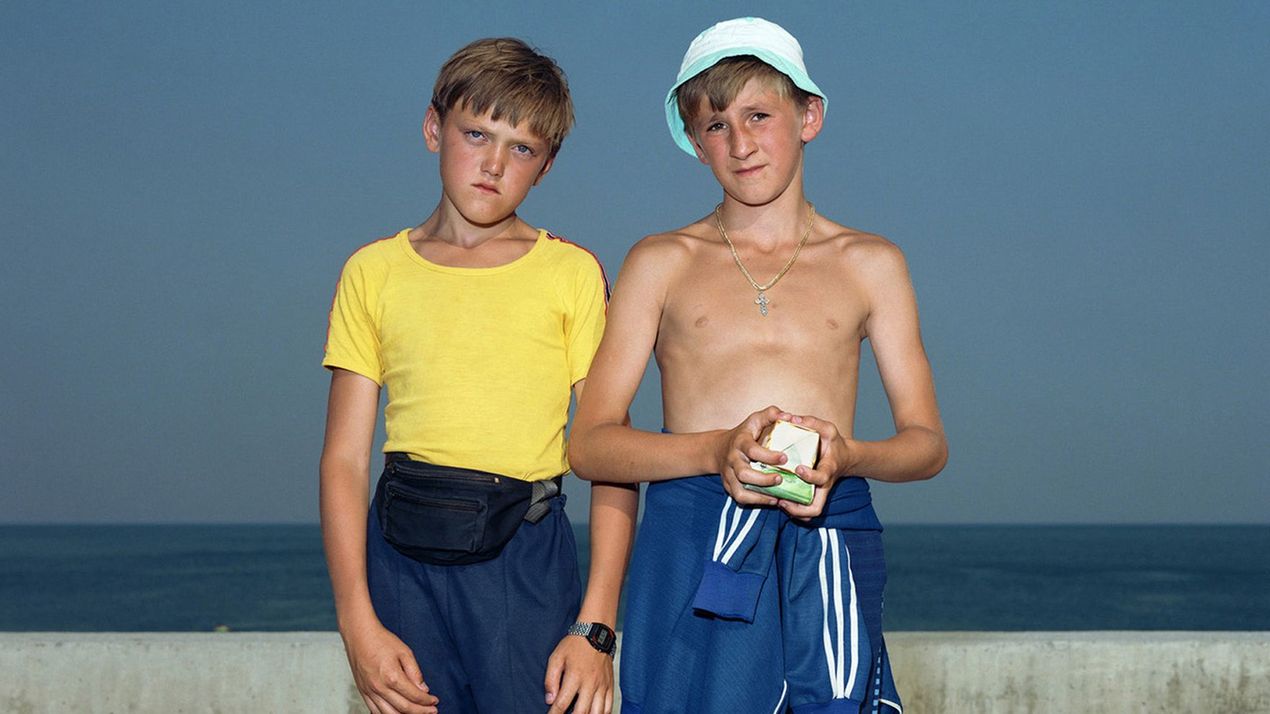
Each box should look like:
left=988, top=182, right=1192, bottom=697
left=544, top=651, right=565, bottom=704
left=400, top=652, right=428, bottom=691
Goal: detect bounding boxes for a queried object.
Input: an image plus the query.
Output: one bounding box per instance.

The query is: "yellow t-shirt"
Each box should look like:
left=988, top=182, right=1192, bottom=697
left=323, top=228, right=608, bottom=481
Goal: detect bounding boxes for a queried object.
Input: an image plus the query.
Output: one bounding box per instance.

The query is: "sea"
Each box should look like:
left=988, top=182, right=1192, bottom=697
left=1, top=525, right=1267, bottom=632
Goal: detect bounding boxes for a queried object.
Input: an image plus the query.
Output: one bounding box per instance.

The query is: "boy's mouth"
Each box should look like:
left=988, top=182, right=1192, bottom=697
left=734, top=164, right=766, bottom=177
left=473, top=182, right=501, bottom=194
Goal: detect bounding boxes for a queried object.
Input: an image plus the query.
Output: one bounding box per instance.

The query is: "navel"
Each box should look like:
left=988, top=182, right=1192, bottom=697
left=695, top=315, right=710, bottom=328
left=826, top=318, right=840, bottom=330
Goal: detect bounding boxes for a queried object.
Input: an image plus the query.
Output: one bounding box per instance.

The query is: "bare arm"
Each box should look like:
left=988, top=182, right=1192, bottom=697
left=850, top=244, right=948, bottom=480
left=546, top=381, right=640, bottom=714
left=320, top=368, right=436, bottom=714
left=572, top=380, right=640, bottom=628
left=782, top=245, right=947, bottom=518
left=568, top=239, right=786, bottom=499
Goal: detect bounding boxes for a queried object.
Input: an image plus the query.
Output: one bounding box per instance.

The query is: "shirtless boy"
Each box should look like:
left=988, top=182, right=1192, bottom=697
left=570, top=18, right=947, bottom=714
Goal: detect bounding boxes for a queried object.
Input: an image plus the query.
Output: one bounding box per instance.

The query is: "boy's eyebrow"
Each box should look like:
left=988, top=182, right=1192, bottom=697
left=459, top=117, right=548, bottom=148
left=701, top=100, right=777, bottom=122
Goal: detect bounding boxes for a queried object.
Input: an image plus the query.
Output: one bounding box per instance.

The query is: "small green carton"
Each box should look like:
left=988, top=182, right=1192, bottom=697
left=743, top=420, right=818, bottom=505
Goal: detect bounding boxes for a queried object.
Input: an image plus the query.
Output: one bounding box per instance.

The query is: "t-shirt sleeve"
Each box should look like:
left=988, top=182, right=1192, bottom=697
left=322, top=251, right=383, bottom=385
left=564, top=254, right=609, bottom=386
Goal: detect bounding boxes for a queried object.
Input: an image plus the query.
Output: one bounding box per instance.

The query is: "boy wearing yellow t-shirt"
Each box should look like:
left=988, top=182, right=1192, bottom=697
left=320, top=38, right=637, bottom=714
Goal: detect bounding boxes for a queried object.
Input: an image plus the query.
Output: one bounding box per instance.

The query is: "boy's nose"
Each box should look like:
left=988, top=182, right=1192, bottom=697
left=729, top=128, right=756, bottom=160
left=481, top=149, right=505, bottom=177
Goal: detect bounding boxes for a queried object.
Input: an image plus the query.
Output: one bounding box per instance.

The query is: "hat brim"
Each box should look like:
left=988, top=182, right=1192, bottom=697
left=665, top=47, right=828, bottom=157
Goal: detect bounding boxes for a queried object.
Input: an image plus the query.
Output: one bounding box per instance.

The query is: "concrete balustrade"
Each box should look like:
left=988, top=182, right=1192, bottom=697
left=2, top=631, right=1268, bottom=712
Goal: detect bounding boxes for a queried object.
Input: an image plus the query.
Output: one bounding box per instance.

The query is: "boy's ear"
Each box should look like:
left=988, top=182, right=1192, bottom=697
left=532, top=154, right=556, bottom=186
left=800, top=96, right=825, bottom=143
left=422, top=106, right=443, bottom=153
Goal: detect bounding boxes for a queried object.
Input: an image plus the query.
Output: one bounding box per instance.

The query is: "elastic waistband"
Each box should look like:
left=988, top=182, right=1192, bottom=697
left=649, top=473, right=882, bottom=531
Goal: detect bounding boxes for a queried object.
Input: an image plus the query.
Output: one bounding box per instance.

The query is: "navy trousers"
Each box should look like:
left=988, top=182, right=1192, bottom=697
left=367, top=491, right=582, bottom=713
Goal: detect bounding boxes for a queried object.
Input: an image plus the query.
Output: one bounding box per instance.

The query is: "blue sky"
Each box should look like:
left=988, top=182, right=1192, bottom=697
left=1, top=1, right=1267, bottom=524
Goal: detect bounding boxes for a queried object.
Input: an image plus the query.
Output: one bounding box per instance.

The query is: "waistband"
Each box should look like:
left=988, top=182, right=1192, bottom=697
left=649, top=473, right=883, bottom=531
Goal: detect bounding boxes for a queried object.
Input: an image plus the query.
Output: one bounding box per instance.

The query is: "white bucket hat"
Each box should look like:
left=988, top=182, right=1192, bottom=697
left=665, top=17, right=827, bottom=156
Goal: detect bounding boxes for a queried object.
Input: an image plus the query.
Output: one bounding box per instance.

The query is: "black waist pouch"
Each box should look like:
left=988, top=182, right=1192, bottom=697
left=375, top=457, right=533, bottom=566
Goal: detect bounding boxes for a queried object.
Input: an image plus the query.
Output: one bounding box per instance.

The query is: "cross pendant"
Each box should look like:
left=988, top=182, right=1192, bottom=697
left=755, top=290, right=770, bottom=316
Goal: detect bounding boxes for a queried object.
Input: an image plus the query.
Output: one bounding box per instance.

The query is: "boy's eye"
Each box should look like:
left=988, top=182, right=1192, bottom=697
left=751, top=112, right=769, bottom=122
left=465, top=130, right=485, bottom=140
left=705, top=121, right=726, bottom=133
left=512, top=144, right=536, bottom=157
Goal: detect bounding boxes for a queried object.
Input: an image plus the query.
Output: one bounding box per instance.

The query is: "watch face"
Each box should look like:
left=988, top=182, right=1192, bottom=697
left=588, top=624, right=615, bottom=653
left=592, top=627, right=614, bottom=648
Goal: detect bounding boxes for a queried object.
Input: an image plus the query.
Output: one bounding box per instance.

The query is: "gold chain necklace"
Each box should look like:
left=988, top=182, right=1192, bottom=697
left=714, top=202, right=816, bottom=316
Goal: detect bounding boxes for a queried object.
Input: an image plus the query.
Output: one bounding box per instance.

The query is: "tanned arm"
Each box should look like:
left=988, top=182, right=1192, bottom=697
left=546, top=380, right=640, bottom=714
left=568, top=238, right=786, bottom=504
left=782, top=243, right=948, bottom=519
left=320, top=368, right=437, bottom=714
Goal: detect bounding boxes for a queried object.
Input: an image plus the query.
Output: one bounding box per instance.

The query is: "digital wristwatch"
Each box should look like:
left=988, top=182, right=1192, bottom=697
left=567, top=621, right=616, bottom=657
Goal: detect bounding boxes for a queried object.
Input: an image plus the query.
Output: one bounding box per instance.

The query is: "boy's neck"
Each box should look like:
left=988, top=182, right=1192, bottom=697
left=415, top=201, right=535, bottom=250
left=715, top=185, right=812, bottom=251
left=408, top=202, right=539, bottom=268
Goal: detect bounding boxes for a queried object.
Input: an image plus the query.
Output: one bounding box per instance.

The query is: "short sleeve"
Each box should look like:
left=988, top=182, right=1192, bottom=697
left=564, top=254, right=609, bottom=385
left=322, top=251, right=383, bottom=385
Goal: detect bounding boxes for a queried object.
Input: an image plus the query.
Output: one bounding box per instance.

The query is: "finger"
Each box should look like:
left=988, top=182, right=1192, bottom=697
left=743, top=442, right=787, bottom=465
left=781, top=486, right=827, bottom=520
left=548, top=674, right=581, bottom=714
left=572, top=683, right=596, bottom=714
left=605, top=685, right=615, bottom=714
left=383, top=664, right=434, bottom=707
left=734, top=465, right=783, bottom=488
left=399, top=654, right=429, bottom=691
left=795, top=464, right=830, bottom=486
left=793, top=413, right=840, bottom=441
left=729, top=485, right=779, bottom=508
left=543, top=652, right=565, bottom=705
left=369, top=692, right=401, bottom=714
left=729, top=449, right=784, bottom=481
left=760, top=405, right=788, bottom=422
left=362, top=692, right=382, bottom=714
left=721, top=467, right=779, bottom=506
left=376, top=684, right=425, bottom=714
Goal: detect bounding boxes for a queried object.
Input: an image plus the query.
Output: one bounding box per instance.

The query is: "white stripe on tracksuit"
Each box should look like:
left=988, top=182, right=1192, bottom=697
left=711, top=496, right=761, bottom=565
left=818, top=527, right=861, bottom=700
left=707, top=498, right=895, bottom=710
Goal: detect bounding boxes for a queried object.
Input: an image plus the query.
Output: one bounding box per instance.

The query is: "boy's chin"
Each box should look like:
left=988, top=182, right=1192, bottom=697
left=712, top=173, right=798, bottom=207
left=450, top=197, right=523, bottom=227
left=720, top=185, right=793, bottom=208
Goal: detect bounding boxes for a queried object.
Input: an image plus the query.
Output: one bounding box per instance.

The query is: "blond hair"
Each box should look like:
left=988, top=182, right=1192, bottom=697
left=675, top=55, right=814, bottom=136
left=431, top=37, right=574, bottom=157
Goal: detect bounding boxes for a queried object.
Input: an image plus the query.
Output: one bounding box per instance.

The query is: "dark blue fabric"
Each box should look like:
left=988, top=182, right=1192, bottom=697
left=693, top=475, right=883, bottom=622
left=367, top=490, right=581, bottom=713
left=621, top=475, right=900, bottom=714
left=693, top=560, right=768, bottom=621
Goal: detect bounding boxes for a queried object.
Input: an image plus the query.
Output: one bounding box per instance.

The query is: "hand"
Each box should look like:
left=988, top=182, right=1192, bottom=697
left=778, top=414, right=856, bottom=520
left=716, top=405, right=790, bottom=507
left=545, top=633, right=614, bottom=714
left=342, top=620, right=438, bottom=714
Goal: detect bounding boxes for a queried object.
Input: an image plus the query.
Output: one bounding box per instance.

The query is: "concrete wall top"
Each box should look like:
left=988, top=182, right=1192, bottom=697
left=2, top=632, right=1268, bottom=713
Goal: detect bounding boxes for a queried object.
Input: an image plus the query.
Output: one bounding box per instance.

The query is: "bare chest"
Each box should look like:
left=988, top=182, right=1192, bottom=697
left=659, top=249, right=868, bottom=361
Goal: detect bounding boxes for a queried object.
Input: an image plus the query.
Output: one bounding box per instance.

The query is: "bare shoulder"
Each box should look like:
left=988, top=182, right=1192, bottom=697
left=819, top=217, right=910, bottom=283
left=621, top=217, right=715, bottom=279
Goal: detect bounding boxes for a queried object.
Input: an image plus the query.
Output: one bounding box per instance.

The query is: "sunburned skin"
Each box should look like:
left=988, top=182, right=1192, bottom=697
left=570, top=23, right=944, bottom=712
left=571, top=76, right=944, bottom=514
left=650, top=215, right=893, bottom=437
